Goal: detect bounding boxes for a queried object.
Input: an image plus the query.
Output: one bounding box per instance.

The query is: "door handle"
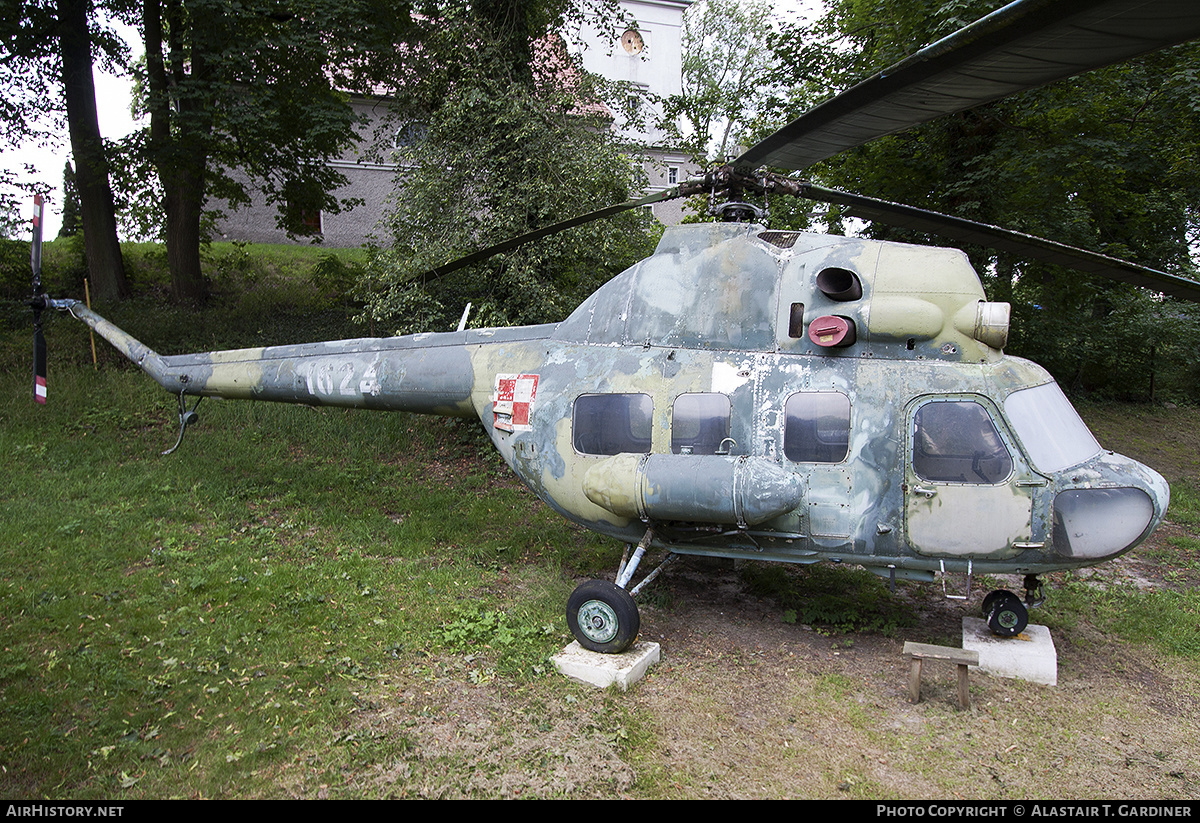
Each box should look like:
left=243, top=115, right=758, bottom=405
left=913, top=486, right=938, bottom=499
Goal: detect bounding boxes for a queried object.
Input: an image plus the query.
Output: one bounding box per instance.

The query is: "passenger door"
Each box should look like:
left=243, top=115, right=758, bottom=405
left=904, top=396, right=1036, bottom=558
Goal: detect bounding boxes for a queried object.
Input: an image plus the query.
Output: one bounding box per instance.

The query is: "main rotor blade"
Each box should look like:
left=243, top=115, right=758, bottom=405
left=738, top=0, right=1200, bottom=173
left=803, top=184, right=1200, bottom=302
left=419, top=184, right=704, bottom=282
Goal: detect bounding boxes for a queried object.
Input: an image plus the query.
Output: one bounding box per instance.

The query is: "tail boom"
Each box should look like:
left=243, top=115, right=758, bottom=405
left=61, top=300, right=478, bottom=417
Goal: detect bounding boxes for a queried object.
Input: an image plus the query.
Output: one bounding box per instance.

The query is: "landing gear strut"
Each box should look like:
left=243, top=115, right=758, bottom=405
left=566, top=528, right=675, bottom=654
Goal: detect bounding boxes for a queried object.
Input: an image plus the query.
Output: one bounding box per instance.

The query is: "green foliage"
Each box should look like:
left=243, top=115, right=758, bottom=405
left=361, top=1, right=660, bottom=333
left=661, top=0, right=780, bottom=165
left=1051, top=580, right=1200, bottom=658
left=136, top=0, right=415, bottom=228
left=0, top=0, right=128, bottom=149
left=118, top=0, right=422, bottom=299
left=0, top=235, right=87, bottom=302
left=764, top=0, right=1200, bottom=401
left=1168, top=480, right=1200, bottom=531
left=437, top=606, right=558, bottom=675
left=0, top=238, right=31, bottom=297
left=0, top=241, right=368, bottom=384
left=310, top=251, right=365, bottom=296
left=0, top=193, right=19, bottom=240
left=0, top=341, right=577, bottom=795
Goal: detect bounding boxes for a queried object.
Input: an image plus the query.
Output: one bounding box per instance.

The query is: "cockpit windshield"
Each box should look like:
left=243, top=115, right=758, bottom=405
left=1004, top=382, right=1102, bottom=473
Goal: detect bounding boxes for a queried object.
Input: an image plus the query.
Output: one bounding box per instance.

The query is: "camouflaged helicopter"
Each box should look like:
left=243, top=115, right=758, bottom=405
left=30, top=0, right=1200, bottom=653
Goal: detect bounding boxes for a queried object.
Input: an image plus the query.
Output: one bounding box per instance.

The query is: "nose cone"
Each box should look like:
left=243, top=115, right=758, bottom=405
left=1051, top=453, right=1170, bottom=561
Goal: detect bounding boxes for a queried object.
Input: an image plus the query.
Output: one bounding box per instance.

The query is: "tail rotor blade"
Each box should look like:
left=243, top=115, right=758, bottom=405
left=30, top=194, right=47, bottom=404
left=34, top=324, right=47, bottom=404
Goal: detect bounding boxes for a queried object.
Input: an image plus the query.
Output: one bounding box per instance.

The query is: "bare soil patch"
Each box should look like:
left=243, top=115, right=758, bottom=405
left=626, top=549, right=1200, bottom=799
left=345, top=404, right=1200, bottom=799
left=346, top=527, right=1200, bottom=799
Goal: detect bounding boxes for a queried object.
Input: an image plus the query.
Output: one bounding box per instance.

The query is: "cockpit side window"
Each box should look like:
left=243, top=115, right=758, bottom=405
left=671, top=393, right=732, bottom=454
left=1004, top=382, right=1101, bottom=472
left=784, top=392, right=850, bottom=463
left=913, top=400, right=1012, bottom=484
left=572, top=393, right=653, bottom=456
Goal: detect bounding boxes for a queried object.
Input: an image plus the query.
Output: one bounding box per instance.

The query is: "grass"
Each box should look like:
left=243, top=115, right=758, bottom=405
left=1, top=238, right=630, bottom=797
left=1047, top=580, right=1200, bottom=657
left=0, top=359, right=602, bottom=797
left=2, top=240, right=1200, bottom=798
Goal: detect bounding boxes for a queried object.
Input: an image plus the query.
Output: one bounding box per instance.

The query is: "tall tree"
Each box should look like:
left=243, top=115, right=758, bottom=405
left=363, top=0, right=659, bottom=334
left=764, top=0, right=1200, bottom=399
left=1, top=0, right=130, bottom=302
left=137, top=0, right=417, bottom=301
left=660, top=0, right=777, bottom=166
left=57, top=0, right=129, bottom=300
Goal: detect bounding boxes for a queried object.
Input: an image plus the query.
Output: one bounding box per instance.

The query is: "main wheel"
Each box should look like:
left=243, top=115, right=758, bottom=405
left=567, top=580, right=640, bottom=654
left=983, top=590, right=1028, bottom=638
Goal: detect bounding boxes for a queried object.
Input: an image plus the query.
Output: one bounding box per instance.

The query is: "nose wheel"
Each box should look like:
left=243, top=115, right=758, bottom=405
left=981, top=589, right=1028, bottom=637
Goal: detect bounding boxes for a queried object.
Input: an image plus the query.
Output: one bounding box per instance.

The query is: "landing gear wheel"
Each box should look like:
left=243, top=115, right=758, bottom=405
left=983, top=589, right=1028, bottom=638
left=567, top=580, right=640, bottom=654
left=981, top=589, right=1006, bottom=618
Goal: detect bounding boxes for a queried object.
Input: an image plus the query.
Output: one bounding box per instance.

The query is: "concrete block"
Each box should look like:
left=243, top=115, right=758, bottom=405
left=552, top=640, right=660, bottom=690
left=962, top=616, right=1057, bottom=686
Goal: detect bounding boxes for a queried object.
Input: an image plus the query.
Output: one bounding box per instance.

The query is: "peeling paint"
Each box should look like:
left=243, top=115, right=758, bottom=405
left=59, top=224, right=1169, bottom=580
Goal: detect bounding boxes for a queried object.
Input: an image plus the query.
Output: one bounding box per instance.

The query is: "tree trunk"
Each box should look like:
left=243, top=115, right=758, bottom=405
left=57, top=0, right=130, bottom=304
left=144, top=0, right=208, bottom=302
left=163, top=166, right=207, bottom=302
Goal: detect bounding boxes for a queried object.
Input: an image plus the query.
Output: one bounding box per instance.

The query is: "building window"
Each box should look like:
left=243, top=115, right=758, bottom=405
left=300, top=209, right=322, bottom=236
left=668, top=167, right=678, bottom=185
left=620, top=29, right=645, bottom=55
left=394, top=121, right=426, bottom=148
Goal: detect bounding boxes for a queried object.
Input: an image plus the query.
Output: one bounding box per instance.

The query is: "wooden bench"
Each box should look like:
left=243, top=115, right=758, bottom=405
left=903, top=642, right=980, bottom=709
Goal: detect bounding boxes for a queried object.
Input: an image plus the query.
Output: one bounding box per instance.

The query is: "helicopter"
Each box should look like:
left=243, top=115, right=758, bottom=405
left=28, top=0, right=1200, bottom=654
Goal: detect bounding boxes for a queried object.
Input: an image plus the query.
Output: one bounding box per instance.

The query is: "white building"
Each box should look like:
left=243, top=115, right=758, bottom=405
left=570, top=0, right=696, bottom=226
left=213, top=0, right=697, bottom=247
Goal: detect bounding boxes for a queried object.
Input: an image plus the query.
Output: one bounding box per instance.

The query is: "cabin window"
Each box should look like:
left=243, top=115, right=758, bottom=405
left=784, top=392, right=850, bottom=463
left=671, top=393, right=732, bottom=454
left=913, top=400, right=1013, bottom=484
left=573, top=393, right=653, bottom=455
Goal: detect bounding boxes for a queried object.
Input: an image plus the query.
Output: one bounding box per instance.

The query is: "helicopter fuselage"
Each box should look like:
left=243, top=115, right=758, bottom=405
left=468, top=224, right=1169, bottom=581
left=66, top=223, right=1169, bottom=584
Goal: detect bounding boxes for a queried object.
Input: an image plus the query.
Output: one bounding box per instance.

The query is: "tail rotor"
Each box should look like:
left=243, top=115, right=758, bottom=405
left=30, top=194, right=48, bottom=404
